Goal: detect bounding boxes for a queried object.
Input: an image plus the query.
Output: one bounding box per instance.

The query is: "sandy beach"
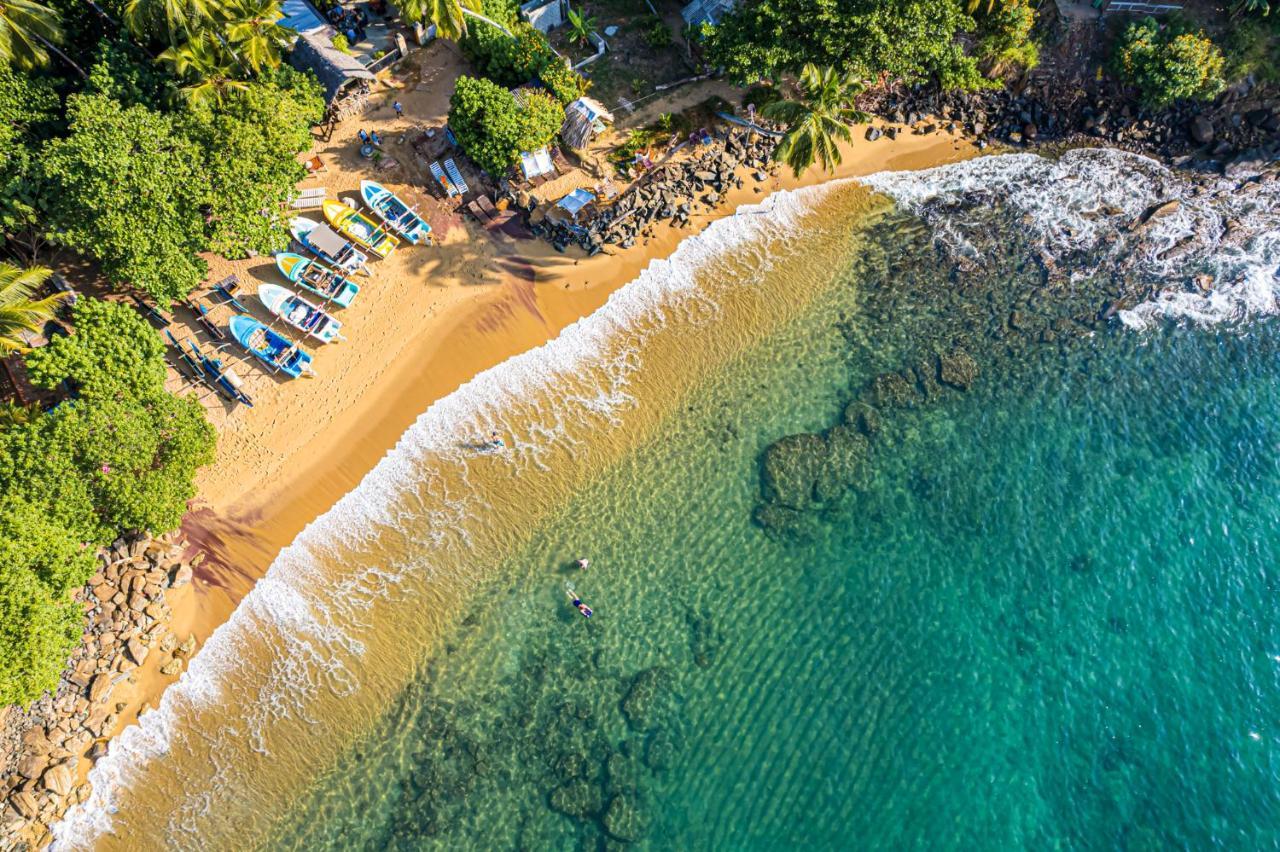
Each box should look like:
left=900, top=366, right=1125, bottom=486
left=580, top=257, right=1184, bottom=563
left=109, top=41, right=977, bottom=733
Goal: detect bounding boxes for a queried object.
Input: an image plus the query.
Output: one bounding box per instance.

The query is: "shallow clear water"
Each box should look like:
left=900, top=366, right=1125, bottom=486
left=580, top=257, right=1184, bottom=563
left=56, top=151, right=1280, bottom=850
left=267, top=175, right=1280, bottom=848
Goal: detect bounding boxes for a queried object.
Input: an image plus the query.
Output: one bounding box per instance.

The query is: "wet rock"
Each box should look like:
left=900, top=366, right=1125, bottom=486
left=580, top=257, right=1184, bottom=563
left=816, top=426, right=870, bottom=501
left=1189, top=115, right=1214, bottom=145
left=88, top=673, right=111, bottom=704
left=1133, top=199, right=1179, bottom=230
left=937, top=349, right=979, bottom=390
left=606, top=752, right=639, bottom=794
left=159, top=659, right=182, bottom=676
left=843, top=401, right=881, bottom=436
left=752, top=503, right=819, bottom=540
left=761, top=434, right=827, bottom=509
left=686, top=606, right=722, bottom=668
left=126, top=638, right=148, bottom=666
left=621, top=667, right=670, bottom=732
left=644, top=729, right=676, bottom=771
left=170, top=563, right=192, bottom=588
left=603, top=792, right=649, bottom=842
left=548, top=780, right=603, bottom=818
left=864, top=372, right=920, bottom=410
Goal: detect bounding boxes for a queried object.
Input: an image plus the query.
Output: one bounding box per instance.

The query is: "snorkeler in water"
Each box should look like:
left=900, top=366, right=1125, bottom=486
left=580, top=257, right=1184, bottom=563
left=565, top=586, right=593, bottom=618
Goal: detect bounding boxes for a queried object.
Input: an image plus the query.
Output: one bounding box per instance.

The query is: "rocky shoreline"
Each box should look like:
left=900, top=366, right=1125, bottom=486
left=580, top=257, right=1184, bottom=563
left=0, top=534, right=198, bottom=851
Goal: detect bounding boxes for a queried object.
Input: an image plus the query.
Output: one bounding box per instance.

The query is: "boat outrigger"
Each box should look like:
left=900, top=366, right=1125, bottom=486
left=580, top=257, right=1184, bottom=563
left=360, top=180, right=432, bottom=245
left=164, top=330, right=253, bottom=406
left=256, top=284, right=345, bottom=344
left=322, top=199, right=400, bottom=258
left=290, top=217, right=371, bottom=276
left=275, top=253, right=360, bottom=308
left=228, top=315, right=315, bottom=379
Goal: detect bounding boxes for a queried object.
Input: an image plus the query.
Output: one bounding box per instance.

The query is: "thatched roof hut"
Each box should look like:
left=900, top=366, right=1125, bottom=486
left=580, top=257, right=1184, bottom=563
left=290, top=31, right=377, bottom=104
left=560, top=97, right=615, bottom=149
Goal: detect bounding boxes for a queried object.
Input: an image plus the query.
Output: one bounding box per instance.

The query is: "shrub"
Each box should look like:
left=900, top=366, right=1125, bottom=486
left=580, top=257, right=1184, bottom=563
left=332, top=33, right=350, bottom=53
left=975, top=0, right=1039, bottom=73
left=641, top=17, right=672, bottom=48
left=1113, top=16, right=1226, bottom=107
left=742, top=84, right=782, bottom=112
left=539, top=59, right=588, bottom=105
left=449, top=76, right=565, bottom=174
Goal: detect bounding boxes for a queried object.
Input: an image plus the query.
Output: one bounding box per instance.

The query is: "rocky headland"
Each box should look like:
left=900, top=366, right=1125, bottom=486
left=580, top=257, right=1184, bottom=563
left=0, top=535, right=198, bottom=851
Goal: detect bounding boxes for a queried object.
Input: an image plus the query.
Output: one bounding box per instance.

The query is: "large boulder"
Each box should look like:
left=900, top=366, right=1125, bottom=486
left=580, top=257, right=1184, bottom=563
left=603, top=792, right=649, bottom=842
left=1189, top=115, right=1214, bottom=145
left=816, top=426, right=870, bottom=502
left=548, top=780, right=604, bottom=819
left=937, top=349, right=980, bottom=390
left=843, top=401, right=880, bottom=437
left=761, top=434, right=827, bottom=509
left=621, top=667, right=671, bottom=732
left=863, top=371, right=920, bottom=410
left=752, top=503, right=820, bottom=540
left=41, top=764, right=74, bottom=797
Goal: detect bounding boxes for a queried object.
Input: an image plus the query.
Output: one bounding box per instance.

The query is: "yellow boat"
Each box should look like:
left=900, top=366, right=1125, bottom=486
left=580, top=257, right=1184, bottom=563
left=322, top=199, right=400, bottom=258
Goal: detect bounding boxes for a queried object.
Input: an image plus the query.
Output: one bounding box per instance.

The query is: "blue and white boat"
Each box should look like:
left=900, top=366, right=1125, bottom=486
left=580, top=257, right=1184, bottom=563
left=360, top=180, right=432, bottom=245
left=289, top=217, right=370, bottom=276
left=275, top=253, right=360, bottom=308
left=228, top=315, right=315, bottom=379
left=256, top=284, right=345, bottom=344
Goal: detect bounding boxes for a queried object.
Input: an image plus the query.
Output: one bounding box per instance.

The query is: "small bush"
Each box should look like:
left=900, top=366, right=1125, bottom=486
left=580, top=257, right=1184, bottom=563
left=332, top=33, right=351, bottom=54
left=1113, top=16, right=1226, bottom=107
left=742, top=84, right=781, bottom=112
left=641, top=18, right=672, bottom=49
left=539, top=60, right=588, bottom=105
left=976, top=0, right=1039, bottom=74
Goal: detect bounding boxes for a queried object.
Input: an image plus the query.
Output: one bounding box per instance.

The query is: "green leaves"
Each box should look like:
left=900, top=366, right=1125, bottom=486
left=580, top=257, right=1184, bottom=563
left=448, top=75, right=564, bottom=175
left=1114, top=17, right=1225, bottom=107
left=762, top=63, right=866, bottom=177
left=704, top=0, right=985, bottom=91
left=0, top=0, right=65, bottom=70
left=40, top=93, right=209, bottom=302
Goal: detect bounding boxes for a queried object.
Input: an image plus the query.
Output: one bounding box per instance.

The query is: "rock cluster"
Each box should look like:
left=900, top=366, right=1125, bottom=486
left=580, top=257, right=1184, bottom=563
left=528, top=128, right=780, bottom=253
left=0, top=533, right=197, bottom=851
left=861, top=81, right=1280, bottom=169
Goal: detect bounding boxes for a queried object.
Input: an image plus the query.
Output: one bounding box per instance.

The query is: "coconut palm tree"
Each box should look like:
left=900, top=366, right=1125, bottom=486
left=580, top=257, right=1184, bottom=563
left=0, top=262, right=70, bottom=354
left=397, top=0, right=511, bottom=42
left=0, top=0, right=86, bottom=77
left=221, top=0, right=291, bottom=72
left=159, top=33, right=248, bottom=106
left=123, top=0, right=225, bottom=46
left=762, top=63, right=868, bottom=177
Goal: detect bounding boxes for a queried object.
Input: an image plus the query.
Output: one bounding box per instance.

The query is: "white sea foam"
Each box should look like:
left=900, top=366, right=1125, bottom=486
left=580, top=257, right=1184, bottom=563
left=862, top=147, right=1280, bottom=330
left=52, top=180, right=839, bottom=849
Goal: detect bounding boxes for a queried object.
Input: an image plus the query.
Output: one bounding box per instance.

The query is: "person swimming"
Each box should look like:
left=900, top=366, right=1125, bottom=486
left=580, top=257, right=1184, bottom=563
left=565, top=587, right=592, bottom=618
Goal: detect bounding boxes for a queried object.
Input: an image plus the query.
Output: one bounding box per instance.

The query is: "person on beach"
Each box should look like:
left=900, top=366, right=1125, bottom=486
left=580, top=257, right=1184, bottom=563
left=393, top=100, right=403, bottom=118
left=576, top=558, right=590, bottom=571
left=566, top=587, right=593, bottom=618
left=357, top=128, right=369, bottom=144
left=370, top=130, right=382, bottom=147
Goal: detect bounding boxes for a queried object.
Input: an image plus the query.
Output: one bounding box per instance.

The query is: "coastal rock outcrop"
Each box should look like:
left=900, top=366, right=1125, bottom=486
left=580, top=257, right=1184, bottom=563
left=0, top=532, right=196, bottom=851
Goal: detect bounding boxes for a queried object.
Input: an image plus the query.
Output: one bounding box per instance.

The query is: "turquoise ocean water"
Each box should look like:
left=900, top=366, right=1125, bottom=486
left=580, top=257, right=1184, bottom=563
left=57, top=150, right=1280, bottom=850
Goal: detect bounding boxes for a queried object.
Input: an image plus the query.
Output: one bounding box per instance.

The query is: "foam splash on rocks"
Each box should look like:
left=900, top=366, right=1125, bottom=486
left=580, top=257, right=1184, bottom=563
left=51, top=182, right=837, bottom=850
left=862, top=148, right=1280, bottom=330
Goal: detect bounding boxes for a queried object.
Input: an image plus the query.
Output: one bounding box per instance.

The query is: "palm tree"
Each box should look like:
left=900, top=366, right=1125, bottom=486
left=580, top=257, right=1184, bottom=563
left=762, top=63, right=868, bottom=177
left=566, top=8, right=597, bottom=45
left=0, top=0, right=86, bottom=77
left=397, top=0, right=511, bottom=42
left=123, top=0, right=225, bottom=46
left=0, top=262, right=70, bottom=354
left=159, top=33, right=248, bottom=106
left=220, top=0, right=291, bottom=72
left=1232, top=0, right=1270, bottom=17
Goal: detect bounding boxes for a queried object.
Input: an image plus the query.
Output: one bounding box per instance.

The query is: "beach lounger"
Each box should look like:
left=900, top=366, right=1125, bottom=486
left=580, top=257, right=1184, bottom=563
left=290, top=187, right=327, bottom=210
left=467, top=199, right=494, bottom=223
left=443, top=158, right=470, bottom=196
left=429, top=161, right=458, bottom=198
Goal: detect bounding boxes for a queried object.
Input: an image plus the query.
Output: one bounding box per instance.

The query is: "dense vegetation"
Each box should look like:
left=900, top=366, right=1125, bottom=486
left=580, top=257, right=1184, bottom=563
left=1114, top=16, right=1226, bottom=107
left=0, top=299, right=216, bottom=704
left=449, top=75, right=565, bottom=174
left=457, top=0, right=586, bottom=103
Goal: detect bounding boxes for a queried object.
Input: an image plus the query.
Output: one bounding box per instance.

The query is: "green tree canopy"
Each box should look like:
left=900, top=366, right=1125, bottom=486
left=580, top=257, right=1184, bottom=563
left=703, top=0, right=983, bottom=89
left=40, top=93, right=209, bottom=301
left=448, top=75, right=564, bottom=175
left=180, top=68, right=324, bottom=257
left=1113, top=16, right=1226, bottom=107
left=0, top=64, right=58, bottom=242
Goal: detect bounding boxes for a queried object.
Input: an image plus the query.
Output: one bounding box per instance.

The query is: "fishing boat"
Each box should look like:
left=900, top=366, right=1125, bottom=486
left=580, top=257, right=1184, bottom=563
left=256, top=284, right=345, bottom=344
left=228, top=315, right=314, bottom=379
left=275, top=253, right=360, bottom=308
left=360, top=180, right=432, bottom=245
left=290, top=217, right=371, bottom=276
left=186, top=338, right=254, bottom=406
left=322, top=199, right=400, bottom=258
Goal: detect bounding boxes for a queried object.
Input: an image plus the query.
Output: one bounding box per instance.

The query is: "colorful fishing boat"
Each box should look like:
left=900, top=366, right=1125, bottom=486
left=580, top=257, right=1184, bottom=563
left=256, top=284, right=345, bottom=344
left=228, top=315, right=314, bottom=379
left=290, top=217, right=370, bottom=276
left=275, top=253, right=360, bottom=308
left=360, top=180, right=432, bottom=245
left=322, top=199, right=400, bottom=258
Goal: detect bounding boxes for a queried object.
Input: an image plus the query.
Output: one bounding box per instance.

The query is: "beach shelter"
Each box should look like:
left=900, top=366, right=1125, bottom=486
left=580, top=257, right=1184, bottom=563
left=519, top=148, right=556, bottom=181
left=560, top=98, right=615, bottom=149
left=555, top=188, right=596, bottom=221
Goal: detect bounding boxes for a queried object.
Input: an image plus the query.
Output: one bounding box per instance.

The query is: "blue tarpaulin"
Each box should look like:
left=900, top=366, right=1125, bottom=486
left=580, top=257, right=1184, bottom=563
left=556, top=189, right=595, bottom=218
left=279, top=0, right=326, bottom=34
